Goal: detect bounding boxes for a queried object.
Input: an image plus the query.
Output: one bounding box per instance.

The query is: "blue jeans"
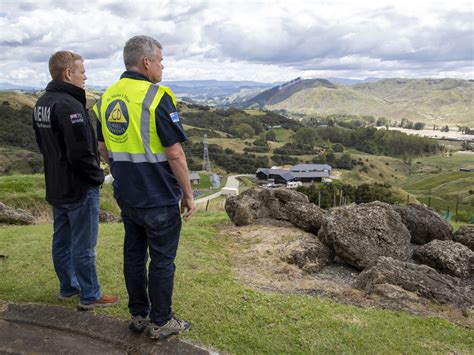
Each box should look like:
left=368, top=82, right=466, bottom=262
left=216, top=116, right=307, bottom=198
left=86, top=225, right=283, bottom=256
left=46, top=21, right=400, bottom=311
left=121, top=204, right=181, bottom=325
left=52, top=186, right=101, bottom=304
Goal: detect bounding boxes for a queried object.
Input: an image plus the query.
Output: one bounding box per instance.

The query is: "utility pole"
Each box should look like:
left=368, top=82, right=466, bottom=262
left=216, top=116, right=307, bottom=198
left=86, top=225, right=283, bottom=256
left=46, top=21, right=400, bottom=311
left=202, top=134, right=211, bottom=172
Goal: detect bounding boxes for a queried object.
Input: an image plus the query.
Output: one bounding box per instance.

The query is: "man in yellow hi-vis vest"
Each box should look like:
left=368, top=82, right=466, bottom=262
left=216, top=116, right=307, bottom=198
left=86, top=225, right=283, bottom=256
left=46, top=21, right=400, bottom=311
left=94, top=36, right=195, bottom=340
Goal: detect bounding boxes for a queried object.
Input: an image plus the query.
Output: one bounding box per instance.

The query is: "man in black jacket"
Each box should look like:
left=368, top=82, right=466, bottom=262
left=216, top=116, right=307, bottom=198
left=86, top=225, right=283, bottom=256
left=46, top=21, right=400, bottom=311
left=33, top=51, right=118, bottom=310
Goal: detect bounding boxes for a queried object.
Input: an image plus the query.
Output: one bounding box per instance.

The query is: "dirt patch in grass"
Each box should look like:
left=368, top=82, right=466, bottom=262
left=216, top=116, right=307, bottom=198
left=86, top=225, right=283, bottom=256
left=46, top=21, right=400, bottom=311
left=218, top=220, right=474, bottom=328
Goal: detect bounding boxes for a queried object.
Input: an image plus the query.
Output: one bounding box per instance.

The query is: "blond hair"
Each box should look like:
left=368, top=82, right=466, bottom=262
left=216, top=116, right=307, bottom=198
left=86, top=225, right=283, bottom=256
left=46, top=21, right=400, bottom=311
left=48, top=51, right=83, bottom=81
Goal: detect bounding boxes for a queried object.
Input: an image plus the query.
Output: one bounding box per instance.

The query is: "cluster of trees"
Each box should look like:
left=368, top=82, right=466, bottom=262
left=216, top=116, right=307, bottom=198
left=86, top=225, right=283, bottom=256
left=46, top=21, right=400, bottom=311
left=398, top=118, right=425, bottom=130
left=315, top=127, right=441, bottom=156
left=182, top=140, right=268, bottom=173
left=181, top=108, right=301, bottom=140
left=274, top=143, right=320, bottom=155
left=183, top=109, right=264, bottom=139
left=312, top=151, right=352, bottom=169
left=297, top=181, right=397, bottom=209
left=271, top=154, right=299, bottom=166
left=0, top=102, right=38, bottom=151
left=243, top=138, right=270, bottom=153
left=457, top=126, right=474, bottom=134
left=461, top=141, right=473, bottom=151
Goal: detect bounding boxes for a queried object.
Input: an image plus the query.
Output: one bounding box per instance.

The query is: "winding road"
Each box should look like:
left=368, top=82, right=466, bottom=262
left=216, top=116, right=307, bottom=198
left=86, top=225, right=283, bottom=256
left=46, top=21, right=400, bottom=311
left=195, top=174, right=252, bottom=204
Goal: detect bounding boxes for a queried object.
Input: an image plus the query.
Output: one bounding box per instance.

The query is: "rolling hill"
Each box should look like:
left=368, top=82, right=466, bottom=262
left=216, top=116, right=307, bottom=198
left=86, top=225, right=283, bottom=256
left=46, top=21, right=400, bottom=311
left=242, top=78, right=473, bottom=126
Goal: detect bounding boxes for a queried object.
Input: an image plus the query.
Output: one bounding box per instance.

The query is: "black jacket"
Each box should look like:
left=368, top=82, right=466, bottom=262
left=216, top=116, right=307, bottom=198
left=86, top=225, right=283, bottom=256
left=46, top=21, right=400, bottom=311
left=33, top=80, right=104, bottom=205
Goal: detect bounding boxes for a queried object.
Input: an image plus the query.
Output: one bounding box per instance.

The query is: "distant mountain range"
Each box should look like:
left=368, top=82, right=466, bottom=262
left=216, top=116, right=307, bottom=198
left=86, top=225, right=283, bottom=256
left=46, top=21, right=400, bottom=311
left=240, top=78, right=473, bottom=126
left=1, top=77, right=471, bottom=126
left=0, top=77, right=380, bottom=102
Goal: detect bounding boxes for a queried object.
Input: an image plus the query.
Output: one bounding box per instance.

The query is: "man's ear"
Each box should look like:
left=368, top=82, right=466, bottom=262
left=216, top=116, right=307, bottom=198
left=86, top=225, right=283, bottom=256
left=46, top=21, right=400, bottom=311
left=143, top=57, right=150, bottom=70
left=63, top=67, right=72, bottom=82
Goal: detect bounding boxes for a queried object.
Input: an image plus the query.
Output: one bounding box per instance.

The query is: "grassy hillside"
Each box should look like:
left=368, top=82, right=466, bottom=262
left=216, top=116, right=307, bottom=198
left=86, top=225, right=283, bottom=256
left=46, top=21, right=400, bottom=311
left=1, top=212, right=473, bottom=353
left=268, top=85, right=389, bottom=117
left=400, top=152, right=474, bottom=220
left=0, top=91, right=37, bottom=109
left=266, top=79, right=473, bottom=126
left=0, top=174, right=120, bottom=220
left=0, top=146, right=43, bottom=174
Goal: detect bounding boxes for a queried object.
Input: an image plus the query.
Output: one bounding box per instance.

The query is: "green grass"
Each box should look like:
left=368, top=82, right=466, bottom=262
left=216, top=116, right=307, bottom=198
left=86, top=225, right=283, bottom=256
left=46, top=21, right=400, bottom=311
left=0, top=174, right=121, bottom=219
left=271, top=128, right=294, bottom=142
left=0, top=174, right=48, bottom=218
left=0, top=212, right=473, bottom=354
left=413, top=152, right=474, bottom=171
left=403, top=171, right=472, bottom=192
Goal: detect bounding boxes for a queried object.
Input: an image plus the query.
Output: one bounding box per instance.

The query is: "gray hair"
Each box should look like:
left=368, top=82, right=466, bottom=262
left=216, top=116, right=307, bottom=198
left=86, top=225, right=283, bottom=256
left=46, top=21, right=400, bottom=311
left=123, top=35, right=162, bottom=69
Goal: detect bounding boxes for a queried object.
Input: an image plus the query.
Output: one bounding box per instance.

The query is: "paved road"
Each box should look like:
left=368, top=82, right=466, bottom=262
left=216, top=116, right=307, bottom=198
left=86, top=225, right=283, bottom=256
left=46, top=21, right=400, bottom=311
left=195, top=174, right=252, bottom=205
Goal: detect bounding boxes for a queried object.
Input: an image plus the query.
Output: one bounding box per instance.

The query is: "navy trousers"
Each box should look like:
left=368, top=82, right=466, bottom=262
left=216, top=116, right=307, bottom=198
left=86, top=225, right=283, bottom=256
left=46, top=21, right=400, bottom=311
left=121, top=204, right=181, bottom=325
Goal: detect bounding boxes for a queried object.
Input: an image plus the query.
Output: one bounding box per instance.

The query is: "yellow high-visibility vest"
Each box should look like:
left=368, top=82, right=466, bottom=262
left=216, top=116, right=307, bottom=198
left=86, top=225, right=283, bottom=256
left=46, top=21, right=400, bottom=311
left=93, top=78, right=177, bottom=163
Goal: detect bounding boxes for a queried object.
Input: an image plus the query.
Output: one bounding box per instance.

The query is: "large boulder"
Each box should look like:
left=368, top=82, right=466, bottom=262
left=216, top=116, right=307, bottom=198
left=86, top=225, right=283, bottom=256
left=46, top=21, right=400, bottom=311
left=225, top=187, right=325, bottom=233
left=392, top=204, right=452, bottom=244
left=356, top=256, right=472, bottom=308
left=318, top=202, right=411, bottom=270
left=413, top=240, right=474, bottom=278
left=453, top=225, right=474, bottom=251
left=279, top=234, right=334, bottom=273
left=0, top=202, right=35, bottom=225
left=284, top=202, right=325, bottom=234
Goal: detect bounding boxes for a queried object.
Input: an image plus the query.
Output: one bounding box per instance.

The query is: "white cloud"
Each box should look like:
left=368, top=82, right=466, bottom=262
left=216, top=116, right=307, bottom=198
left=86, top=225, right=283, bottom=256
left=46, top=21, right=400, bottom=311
left=0, top=0, right=472, bottom=87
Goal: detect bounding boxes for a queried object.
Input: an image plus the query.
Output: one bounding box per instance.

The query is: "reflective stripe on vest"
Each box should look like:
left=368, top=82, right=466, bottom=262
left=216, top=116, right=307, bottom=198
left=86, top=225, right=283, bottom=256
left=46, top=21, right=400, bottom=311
left=96, top=78, right=176, bottom=164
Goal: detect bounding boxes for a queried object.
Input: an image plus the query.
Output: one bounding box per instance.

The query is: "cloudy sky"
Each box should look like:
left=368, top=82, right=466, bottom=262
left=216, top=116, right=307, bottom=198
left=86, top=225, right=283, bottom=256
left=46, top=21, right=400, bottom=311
left=1, top=0, right=473, bottom=87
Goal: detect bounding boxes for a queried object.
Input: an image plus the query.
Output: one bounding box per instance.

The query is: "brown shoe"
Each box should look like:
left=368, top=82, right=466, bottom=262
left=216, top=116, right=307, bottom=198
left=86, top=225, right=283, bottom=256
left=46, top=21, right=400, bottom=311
left=77, top=294, right=119, bottom=311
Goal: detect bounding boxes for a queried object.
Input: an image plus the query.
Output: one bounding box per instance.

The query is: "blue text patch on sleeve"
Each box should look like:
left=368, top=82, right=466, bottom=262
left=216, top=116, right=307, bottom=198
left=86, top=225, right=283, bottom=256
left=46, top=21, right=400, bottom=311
left=169, top=112, right=180, bottom=123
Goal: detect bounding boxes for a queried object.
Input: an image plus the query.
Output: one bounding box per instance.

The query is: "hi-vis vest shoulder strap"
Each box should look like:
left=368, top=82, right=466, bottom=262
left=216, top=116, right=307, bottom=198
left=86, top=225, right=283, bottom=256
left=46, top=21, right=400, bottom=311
left=93, top=78, right=177, bottom=164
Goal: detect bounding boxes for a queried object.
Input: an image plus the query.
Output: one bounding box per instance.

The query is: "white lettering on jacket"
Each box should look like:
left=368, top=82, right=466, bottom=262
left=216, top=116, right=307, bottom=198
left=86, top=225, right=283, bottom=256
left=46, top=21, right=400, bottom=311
left=34, top=106, right=51, bottom=128
left=34, top=106, right=51, bottom=123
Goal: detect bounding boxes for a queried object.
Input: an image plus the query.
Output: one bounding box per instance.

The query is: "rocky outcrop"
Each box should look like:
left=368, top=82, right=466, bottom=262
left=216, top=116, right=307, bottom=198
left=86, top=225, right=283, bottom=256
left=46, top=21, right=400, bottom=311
left=356, top=256, right=472, bottom=308
left=413, top=240, right=474, bottom=278
left=318, top=202, right=411, bottom=270
left=0, top=202, right=35, bottom=225
left=280, top=235, right=334, bottom=273
left=225, top=187, right=325, bottom=233
left=393, top=204, right=452, bottom=244
left=225, top=189, right=473, bottom=311
left=284, top=202, right=325, bottom=234
left=453, top=225, right=474, bottom=251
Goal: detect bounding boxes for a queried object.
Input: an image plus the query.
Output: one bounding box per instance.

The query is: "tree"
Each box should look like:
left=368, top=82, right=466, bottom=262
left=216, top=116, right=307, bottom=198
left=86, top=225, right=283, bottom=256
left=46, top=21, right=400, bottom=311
left=325, top=149, right=335, bottom=163
left=375, top=117, right=387, bottom=127
left=294, top=127, right=317, bottom=147
left=229, top=123, right=255, bottom=139
left=413, top=122, right=425, bottom=130
left=337, top=152, right=352, bottom=169
left=333, top=143, right=344, bottom=152
left=265, top=130, right=277, bottom=141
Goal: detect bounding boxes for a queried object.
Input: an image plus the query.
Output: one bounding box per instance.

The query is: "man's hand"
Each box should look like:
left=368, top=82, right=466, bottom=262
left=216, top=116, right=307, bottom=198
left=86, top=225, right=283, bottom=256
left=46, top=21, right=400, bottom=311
left=181, top=196, right=196, bottom=222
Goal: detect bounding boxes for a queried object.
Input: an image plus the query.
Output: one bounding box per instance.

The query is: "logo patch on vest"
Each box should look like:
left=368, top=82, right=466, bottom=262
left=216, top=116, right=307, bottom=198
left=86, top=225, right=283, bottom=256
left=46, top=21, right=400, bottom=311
left=169, top=112, right=180, bottom=123
left=105, top=99, right=129, bottom=135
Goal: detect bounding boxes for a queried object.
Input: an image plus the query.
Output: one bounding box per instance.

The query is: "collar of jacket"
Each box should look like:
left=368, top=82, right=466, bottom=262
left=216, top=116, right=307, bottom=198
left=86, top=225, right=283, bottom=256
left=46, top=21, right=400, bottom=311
left=45, top=80, right=87, bottom=106
left=120, top=70, right=152, bottom=83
